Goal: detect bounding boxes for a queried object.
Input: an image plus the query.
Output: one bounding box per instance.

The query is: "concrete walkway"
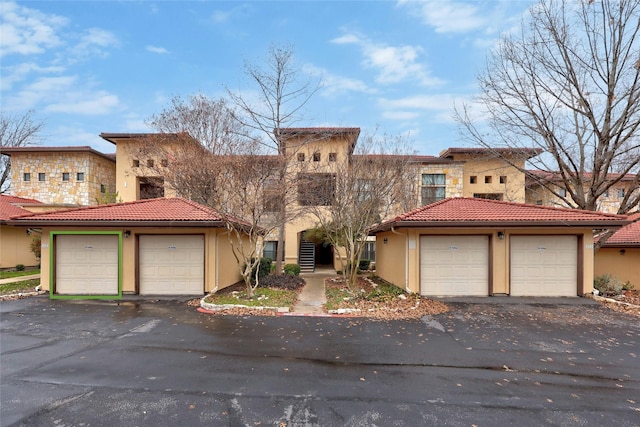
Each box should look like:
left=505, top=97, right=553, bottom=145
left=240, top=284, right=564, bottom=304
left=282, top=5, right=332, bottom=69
left=292, top=269, right=333, bottom=314
left=0, top=274, right=40, bottom=285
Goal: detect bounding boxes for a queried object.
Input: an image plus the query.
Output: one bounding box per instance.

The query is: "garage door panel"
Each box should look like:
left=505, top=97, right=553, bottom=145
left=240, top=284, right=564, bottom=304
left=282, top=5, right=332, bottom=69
left=510, top=236, right=577, bottom=296
left=139, top=235, right=204, bottom=295
left=420, top=236, right=489, bottom=296
left=56, top=235, right=119, bottom=295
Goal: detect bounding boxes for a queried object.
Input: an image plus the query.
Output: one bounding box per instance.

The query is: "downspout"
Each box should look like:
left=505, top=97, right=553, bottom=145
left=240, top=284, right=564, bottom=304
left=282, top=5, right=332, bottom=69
left=390, top=226, right=411, bottom=293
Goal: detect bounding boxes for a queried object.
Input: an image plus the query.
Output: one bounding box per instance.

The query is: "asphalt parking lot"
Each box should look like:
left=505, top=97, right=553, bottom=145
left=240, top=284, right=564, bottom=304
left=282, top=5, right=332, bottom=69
left=1, top=296, right=639, bottom=426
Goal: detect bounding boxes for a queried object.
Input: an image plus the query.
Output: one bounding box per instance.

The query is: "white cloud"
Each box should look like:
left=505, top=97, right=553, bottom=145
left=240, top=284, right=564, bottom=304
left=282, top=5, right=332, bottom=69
left=398, top=0, right=486, bottom=33
left=303, top=64, right=374, bottom=96
left=378, top=94, right=468, bottom=124
left=382, top=111, right=421, bottom=120
left=331, top=32, right=444, bottom=87
left=0, top=62, right=65, bottom=91
left=212, top=10, right=232, bottom=24
left=65, top=27, right=119, bottom=63
left=0, top=1, right=67, bottom=56
left=46, top=91, right=119, bottom=115
left=146, top=45, right=170, bottom=54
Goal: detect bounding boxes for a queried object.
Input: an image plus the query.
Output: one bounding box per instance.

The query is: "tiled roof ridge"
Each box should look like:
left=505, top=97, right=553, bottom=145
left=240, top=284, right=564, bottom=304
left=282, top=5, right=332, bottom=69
left=396, top=197, right=628, bottom=221
left=1, top=194, right=42, bottom=204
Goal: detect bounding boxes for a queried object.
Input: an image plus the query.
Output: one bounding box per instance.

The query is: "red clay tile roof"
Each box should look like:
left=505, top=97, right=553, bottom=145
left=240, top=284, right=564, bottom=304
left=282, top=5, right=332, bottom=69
left=601, top=212, right=640, bottom=246
left=7, top=197, right=244, bottom=228
left=0, top=195, right=42, bottom=221
left=370, top=198, right=629, bottom=232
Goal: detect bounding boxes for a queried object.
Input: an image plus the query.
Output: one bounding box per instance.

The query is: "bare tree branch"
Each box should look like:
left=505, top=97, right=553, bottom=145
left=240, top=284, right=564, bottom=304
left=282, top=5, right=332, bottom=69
left=0, top=111, right=44, bottom=193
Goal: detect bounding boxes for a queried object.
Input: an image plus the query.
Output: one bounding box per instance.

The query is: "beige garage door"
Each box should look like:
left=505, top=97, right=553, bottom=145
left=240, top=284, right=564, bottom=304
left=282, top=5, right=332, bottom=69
left=420, top=235, right=489, bottom=296
left=139, top=235, right=204, bottom=295
left=56, top=234, right=119, bottom=295
left=510, top=236, right=577, bottom=296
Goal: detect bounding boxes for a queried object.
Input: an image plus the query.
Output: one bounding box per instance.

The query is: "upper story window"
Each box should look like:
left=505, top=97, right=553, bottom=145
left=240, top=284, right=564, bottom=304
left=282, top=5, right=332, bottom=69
left=297, top=153, right=305, bottom=162
left=38, top=173, right=46, bottom=182
left=484, top=175, right=492, bottom=184
left=160, top=159, right=169, bottom=167
left=618, top=188, right=625, bottom=198
left=558, top=188, right=567, bottom=197
left=62, top=172, right=70, bottom=181
left=132, top=159, right=140, bottom=167
left=470, top=176, right=477, bottom=184
left=298, top=173, right=335, bottom=206
left=77, top=172, right=85, bottom=181
left=147, top=159, right=154, bottom=168
left=100, top=184, right=107, bottom=193
left=499, top=176, right=507, bottom=184
left=23, top=173, right=31, bottom=182
left=421, top=173, right=446, bottom=206
left=329, top=152, right=337, bottom=162
left=313, top=152, right=321, bottom=162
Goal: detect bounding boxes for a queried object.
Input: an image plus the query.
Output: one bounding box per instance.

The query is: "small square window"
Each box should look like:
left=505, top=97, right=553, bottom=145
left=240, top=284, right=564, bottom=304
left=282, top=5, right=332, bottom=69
left=147, top=159, right=154, bottom=168
left=329, top=152, right=337, bottom=162
left=297, top=153, right=305, bottom=162
left=499, top=176, right=507, bottom=184
left=23, top=173, right=31, bottom=182
left=470, top=176, right=477, bottom=184
left=62, top=172, right=70, bottom=181
left=618, top=189, right=625, bottom=198
left=558, top=188, right=567, bottom=197
left=38, top=173, right=46, bottom=182
left=160, top=159, right=169, bottom=167
left=484, top=176, right=492, bottom=184
left=100, top=184, right=107, bottom=193
left=313, top=152, right=321, bottom=162
left=77, top=172, right=84, bottom=181
left=132, top=159, right=140, bottom=167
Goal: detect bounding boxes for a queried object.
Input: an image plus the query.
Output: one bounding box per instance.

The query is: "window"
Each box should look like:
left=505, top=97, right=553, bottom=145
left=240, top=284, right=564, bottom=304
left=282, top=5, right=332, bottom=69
left=62, top=172, right=70, bottom=181
left=558, top=188, right=567, bottom=197
left=23, top=173, right=30, bottom=182
left=357, top=179, right=375, bottom=203
left=484, top=176, right=492, bottom=184
left=329, top=152, right=337, bottom=162
left=297, top=153, right=305, bottom=162
left=77, top=172, right=84, bottom=181
left=470, top=176, right=477, bottom=184
left=618, top=189, right=625, bottom=198
left=603, top=190, right=609, bottom=197
left=536, top=200, right=543, bottom=205
left=139, top=177, right=164, bottom=199
left=100, top=184, right=107, bottom=193
left=132, top=159, right=140, bottom=167
left=38, top=173, right=45, bottom=182
left=147, top=159, right=154, bottom=168
left=298, top=173, right=336, bottom=206
left=263, top=241, right=284, bottom=262
left=499, top=176, right=507, bottom=184
left=313, top=152, right=321, bottom=162
left=421, top=173, right=446, bottom=205
left=160, top=159, right=169, bottom=167
left=473, top=193, right=503, bottom=201
left=361, top=241, right=376, bottom=262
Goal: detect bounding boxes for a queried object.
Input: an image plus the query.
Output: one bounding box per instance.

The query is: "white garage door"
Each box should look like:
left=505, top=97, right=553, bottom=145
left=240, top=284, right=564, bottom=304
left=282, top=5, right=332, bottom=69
left=420, top=235, right=489, bottom=296
left=510, top=236, right=577, bottom=296
left=139, top=235, right=204, bottom=295
left=56, top=234, right=119, bottom=295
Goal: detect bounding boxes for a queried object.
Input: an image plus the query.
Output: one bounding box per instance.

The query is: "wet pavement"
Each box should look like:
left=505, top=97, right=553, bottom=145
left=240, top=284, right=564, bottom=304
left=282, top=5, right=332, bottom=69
left=1, top=295, right=639, bottom=426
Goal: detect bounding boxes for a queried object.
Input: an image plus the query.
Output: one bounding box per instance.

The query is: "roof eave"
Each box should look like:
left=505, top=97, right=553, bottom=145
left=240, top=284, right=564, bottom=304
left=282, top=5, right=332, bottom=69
left=6, top=220, right=228, bottom=228
left=370, top=220, right=630, bottom=234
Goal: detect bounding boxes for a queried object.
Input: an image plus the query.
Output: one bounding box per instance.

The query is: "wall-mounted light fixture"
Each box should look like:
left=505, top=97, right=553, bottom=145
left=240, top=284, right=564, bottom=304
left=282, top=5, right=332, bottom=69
left=383, top=237, right=388, bottom=244
left=620, top=249, right=626, bottom=255
left=497, top=231, right=505, bottom=240
left=124, top=230, right=131, bottom=238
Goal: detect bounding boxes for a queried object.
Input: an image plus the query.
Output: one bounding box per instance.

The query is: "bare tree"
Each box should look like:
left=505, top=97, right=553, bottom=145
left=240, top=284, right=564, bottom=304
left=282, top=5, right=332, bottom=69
left=456, top=0, right=640, bottom=214
left=304, top=132, right=414, bottom=290
left=0, top=111, right=43, bottom=193
left=227, top=44, right=321, bottom=274
left=144, top=96, right=282, bottom=296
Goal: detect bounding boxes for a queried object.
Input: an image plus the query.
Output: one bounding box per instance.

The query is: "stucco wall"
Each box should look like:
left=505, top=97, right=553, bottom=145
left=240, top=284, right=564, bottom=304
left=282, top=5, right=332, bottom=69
left=0, top=225, right=39, bottom=268
left=9, top=152, right=115, bottom=206
left=594, top=248, right=640, bottom=288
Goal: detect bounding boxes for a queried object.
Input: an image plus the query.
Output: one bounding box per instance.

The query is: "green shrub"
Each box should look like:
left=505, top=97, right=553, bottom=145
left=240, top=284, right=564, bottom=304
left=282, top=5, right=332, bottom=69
left=622, top=281, right=635, bottom=291
left=283, top=264, right=301, bottom=276
left=244, top=257, right=272, bottom=282
left=15, top=264, right=25, bottom=271
left=358, top=259, right=371, bottom=271
left=594, top=274, right=623, bottom=297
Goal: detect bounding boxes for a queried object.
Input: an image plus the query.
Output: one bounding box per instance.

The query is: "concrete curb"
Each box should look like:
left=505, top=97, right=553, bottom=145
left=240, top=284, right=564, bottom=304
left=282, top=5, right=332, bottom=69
left=587, top=293, right=640, bottom=309
left=0, top=290, right=47, bottom=301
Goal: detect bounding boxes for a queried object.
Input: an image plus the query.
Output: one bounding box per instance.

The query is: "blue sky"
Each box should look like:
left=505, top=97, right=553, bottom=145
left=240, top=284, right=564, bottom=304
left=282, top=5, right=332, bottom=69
left=1, top=0, right=534, bottom=155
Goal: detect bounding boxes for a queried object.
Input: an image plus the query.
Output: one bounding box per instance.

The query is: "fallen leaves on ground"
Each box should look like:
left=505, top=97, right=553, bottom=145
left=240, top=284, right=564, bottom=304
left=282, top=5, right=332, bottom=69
left=599, top=290, right=640, bottom=317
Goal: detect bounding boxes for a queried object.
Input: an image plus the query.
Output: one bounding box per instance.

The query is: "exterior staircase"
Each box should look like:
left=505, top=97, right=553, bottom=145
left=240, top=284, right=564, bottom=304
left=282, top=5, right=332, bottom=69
left=298, top=240, right=316, bottom=273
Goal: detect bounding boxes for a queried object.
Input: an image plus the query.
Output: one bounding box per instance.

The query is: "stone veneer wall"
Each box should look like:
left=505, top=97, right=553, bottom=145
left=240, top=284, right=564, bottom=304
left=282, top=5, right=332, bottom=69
left=419, top=163, right=464, bottom=200
left=525, top=181, right=635, bottom=214
left=9, top=152, right=116, bottom=206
